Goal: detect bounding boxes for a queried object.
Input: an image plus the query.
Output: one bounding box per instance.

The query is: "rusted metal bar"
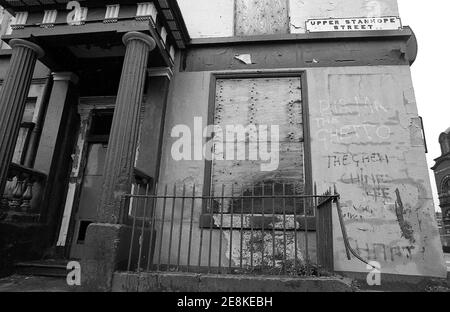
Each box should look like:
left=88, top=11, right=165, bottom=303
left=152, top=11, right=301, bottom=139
left=261, top=182, right=265, bottom=271
left=282, top=183, right=287, bottom=275
left=208, top=187, right=215, bottom=274
left=240, top=185, right=244, bottom=270
left=167, top=184, right=177, bottom=270
left=304, top=186, right=310, bottom=276
left=137, top=183, right=151, bottom=271
left=292, top=183, right=298, bottom=272
left=156, top=184, right=168, bottom=272
left=271, top=184, right=276, bottom=272
left=250, top=184, right=254, bottom=271
left=229, top=184, right=234, bottom=271
left=314, top=183, right=320, bottom=270
left=127, top=185, right=140, bottom=272
left=146, top=183, right=159, bottom=271
left=176, top=184, right=186, bottom=270
left=334, top=185, right=376, bottom=269
left=187, top=185, right=196, bottom=272
left=334, top=185, right=351, bottom=261
left=125, top=194, right=334, bottom=199
left=314, top=183, right=319, bottom=273
left=218, top=184, right=225, bottom=273
left=198, top=194, right=205, bottom=268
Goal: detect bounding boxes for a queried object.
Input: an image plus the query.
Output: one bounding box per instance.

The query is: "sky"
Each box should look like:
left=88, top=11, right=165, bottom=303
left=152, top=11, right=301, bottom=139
left=178, top=0, right=450, bottom=211
left=397, top=0, right=450, bottom=211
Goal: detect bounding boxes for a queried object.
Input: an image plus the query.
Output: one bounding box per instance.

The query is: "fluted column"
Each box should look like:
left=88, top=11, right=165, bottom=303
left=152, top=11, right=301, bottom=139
left=0, top=39, right=44, bottom=195
left=97, top=32, right=156, bottom=224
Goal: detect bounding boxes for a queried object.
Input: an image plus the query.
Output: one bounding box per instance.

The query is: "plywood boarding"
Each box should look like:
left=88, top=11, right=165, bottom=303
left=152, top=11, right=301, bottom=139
left=215, top=78, right=303, bottom=143
left=211, top=77, right=304, bottom=213
left=211, top=144, right=305, bottom=213
left=235, top=0, right=289, bottom=36
left=212, top=142, right=304, bottom=186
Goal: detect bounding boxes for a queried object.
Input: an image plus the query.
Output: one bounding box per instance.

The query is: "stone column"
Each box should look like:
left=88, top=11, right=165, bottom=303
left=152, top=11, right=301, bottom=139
left=0, top=39, right=44, bottom=195
left=83, top=32, right=156, bottom=291
left=34, top=72, right=79, bottom=227
left=97, top=32, right=156, bottom=224
left=34, top=72, right=79, bottom=173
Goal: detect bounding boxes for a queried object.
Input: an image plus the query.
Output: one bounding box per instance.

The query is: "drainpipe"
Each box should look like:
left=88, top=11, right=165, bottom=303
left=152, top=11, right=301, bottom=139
left=23, top=74, right=54, bottom=169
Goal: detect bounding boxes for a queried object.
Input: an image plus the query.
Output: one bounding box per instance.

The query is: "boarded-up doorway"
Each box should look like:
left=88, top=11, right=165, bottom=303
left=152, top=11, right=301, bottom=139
left=235, top=0, right=289, bottom=36
left=69, top=110, right=113, bottom=259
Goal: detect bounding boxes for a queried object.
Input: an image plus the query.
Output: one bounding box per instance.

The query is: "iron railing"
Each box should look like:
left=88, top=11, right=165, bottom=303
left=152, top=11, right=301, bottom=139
left=123, top=182, right=340, bottom=276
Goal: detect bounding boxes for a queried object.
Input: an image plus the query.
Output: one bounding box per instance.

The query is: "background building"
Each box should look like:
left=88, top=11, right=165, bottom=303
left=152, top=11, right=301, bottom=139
left=432, top=128, right=450, bottom=252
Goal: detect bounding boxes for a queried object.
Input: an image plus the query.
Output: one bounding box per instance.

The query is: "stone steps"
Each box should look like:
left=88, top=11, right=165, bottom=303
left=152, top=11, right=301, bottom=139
left=14, top=260, right=69, bottom=278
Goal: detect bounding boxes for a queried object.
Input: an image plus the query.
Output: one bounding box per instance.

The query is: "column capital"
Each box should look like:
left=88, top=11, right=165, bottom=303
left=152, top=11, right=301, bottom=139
left=122, top=32, right=156, bottom=51
left=9, top=39, right=45, bottom=59
left=52, top=72, right=79, bottom=84
left=147, top=67, right=173, bottom=80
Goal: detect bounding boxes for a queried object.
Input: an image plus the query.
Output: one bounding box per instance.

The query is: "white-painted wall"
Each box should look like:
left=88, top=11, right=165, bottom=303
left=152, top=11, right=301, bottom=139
left=178, top=0, right=234, bottom=38
left=306, top=65, right=445, bottom=277
left=155, top=60, right=446, bottom=277
left=178, top=0, right=401, bottom=38
left=290, top=0, right=399, bottom=33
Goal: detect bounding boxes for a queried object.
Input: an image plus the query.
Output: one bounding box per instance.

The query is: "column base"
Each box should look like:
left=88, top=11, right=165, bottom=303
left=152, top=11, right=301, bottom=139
left=81, top=223, right=134, bottom=292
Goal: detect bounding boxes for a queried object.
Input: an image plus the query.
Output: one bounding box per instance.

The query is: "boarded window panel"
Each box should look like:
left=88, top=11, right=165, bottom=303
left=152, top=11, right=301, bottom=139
left=211, top=77, right=304, bottom=213
left=250, top=78, right=303, bottom=143
left=215, top=79, right=253, bottom=127
left=215, top=78, right=303, bottom=143
left=235, top=0, right=289, bottom=36
left=212, top=143, right=304, bottom=188
left=211, top=143, right=305, bottom=214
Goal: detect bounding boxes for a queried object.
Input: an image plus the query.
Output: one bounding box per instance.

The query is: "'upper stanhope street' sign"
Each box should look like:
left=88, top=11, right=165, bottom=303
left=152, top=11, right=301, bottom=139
left=306, top=17, right=402, bottom=32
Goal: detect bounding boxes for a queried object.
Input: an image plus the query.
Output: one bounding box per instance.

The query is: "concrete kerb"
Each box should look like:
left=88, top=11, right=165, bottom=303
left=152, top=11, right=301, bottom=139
left=111, top=271, right=355, bottom=292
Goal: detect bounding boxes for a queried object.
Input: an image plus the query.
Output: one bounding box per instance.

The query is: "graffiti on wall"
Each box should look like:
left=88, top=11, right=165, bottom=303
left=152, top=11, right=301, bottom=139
left=327, top=153, right=389, bottom=168
left=316, top=74, right=433, bottom=272
left=316, top=95, right=393, bottom=148
left=352, top=239, right=416, bottom=263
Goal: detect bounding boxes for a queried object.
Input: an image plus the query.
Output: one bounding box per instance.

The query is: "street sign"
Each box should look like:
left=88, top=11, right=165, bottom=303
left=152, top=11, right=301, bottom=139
left=306, top=16, right=402, bottom=32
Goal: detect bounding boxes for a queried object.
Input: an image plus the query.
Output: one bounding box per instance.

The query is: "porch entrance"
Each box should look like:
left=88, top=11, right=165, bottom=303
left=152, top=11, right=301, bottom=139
left=69, top=110, right=112, bottom=259
left=56, top=104, right=114, bottom=260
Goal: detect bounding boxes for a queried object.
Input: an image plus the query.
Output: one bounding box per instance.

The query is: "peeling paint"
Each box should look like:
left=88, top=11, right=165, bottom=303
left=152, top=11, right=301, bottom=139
left=234, top=54, right=253, bottom=65
left=395, top=189, right=415, bottom=243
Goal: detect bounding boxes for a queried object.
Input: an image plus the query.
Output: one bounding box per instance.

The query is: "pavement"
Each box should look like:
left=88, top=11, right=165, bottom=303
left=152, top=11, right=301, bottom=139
left=0, top=255, right=449, bottom=292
